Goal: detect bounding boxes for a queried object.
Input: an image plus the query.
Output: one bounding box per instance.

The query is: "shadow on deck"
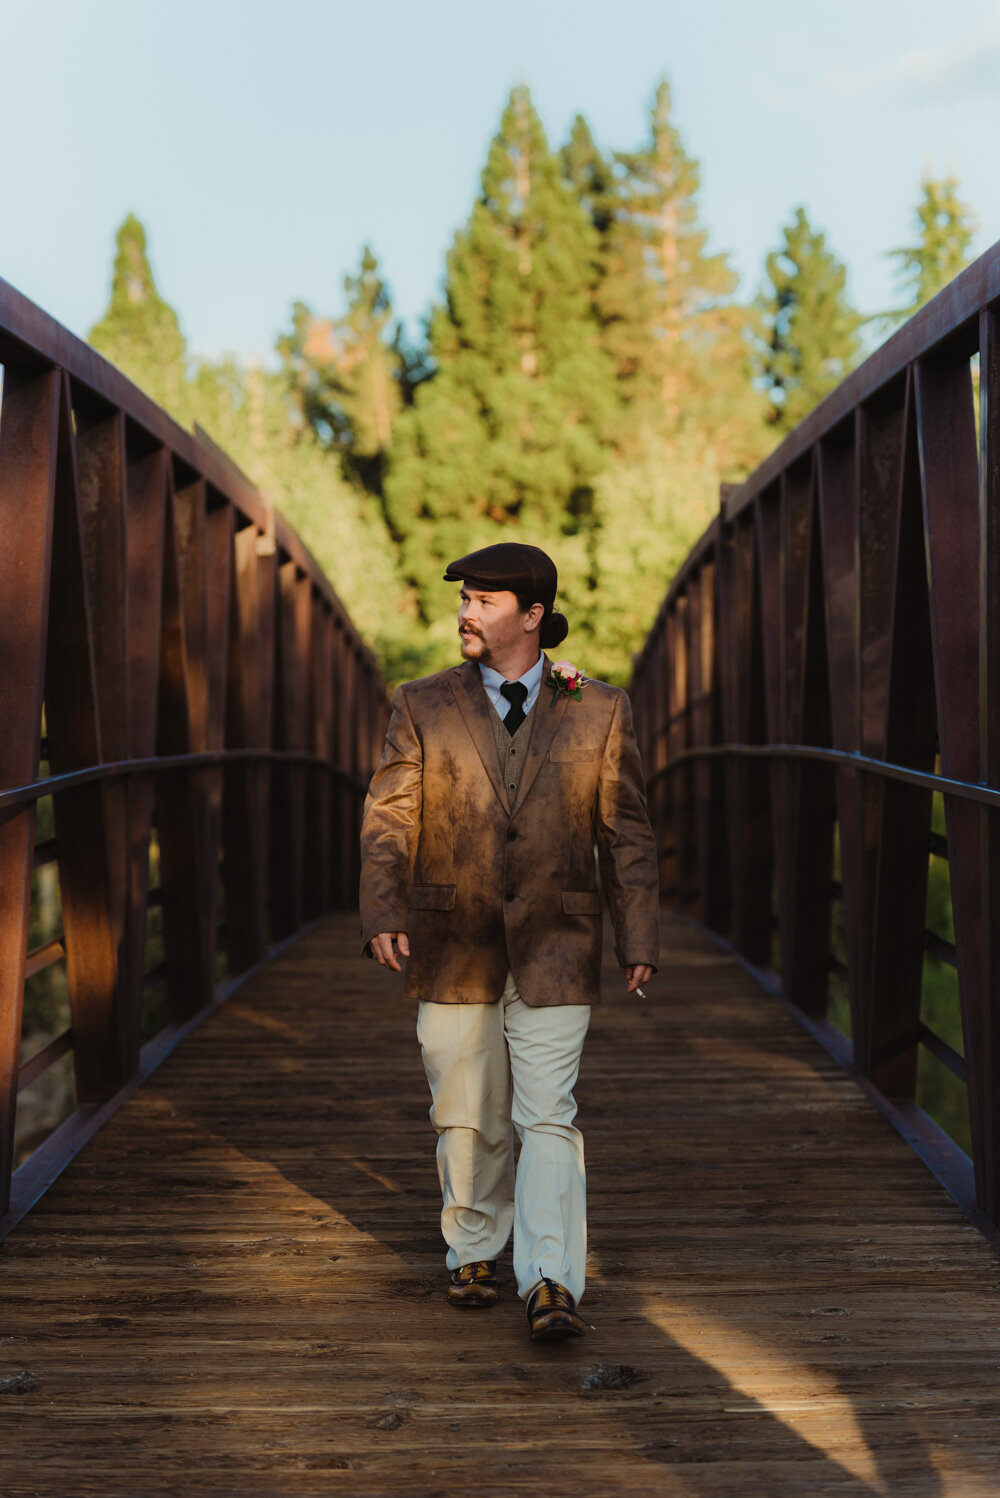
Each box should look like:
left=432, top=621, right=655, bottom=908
left=2, top=909, right=1000, bottom=1497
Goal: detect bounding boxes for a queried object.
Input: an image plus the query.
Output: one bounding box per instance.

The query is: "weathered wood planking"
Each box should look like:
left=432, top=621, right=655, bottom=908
left=2, top=909, right=1000, bottom=1496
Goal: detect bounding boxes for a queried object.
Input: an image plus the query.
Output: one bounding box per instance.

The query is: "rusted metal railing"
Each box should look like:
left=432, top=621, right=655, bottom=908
left=0, top=278, right=388, bottom=1237
left=631, top=240, right=1000, bottom=1249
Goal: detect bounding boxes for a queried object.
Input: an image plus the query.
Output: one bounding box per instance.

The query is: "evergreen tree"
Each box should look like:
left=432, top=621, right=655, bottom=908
left=88, top=213, right=188, bottom=419
left=386, top=85, right=619, bottom=648
left=278, top=245, right=402, bottom=496
left=561, top=113, right=620, bottom=418
left=757, top=206, right=862, bottom=433
left=561, top=114, right=616, bottom=241
left=598, top=79, right=766, bottom=472
left=890, top=171, right=976, bottom=314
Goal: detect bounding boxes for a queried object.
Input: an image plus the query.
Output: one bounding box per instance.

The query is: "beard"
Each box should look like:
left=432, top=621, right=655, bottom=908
left=459, top=628, right=490, bottom=662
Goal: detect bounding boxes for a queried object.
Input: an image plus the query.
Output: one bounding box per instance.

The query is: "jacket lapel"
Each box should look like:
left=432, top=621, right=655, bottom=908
left=512, top=654, right=568, bottom=813
left=449, top=661, right=508, bottom=810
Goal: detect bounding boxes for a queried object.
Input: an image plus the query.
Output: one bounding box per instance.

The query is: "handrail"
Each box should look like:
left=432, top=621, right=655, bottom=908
left=0, top=278, right=388, bottom=1237
left=630, top=235, right=1000, bottom=1249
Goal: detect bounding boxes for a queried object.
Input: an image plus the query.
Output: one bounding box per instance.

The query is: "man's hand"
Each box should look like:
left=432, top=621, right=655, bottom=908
left=624, top=963, right=654, bottom=995
left=371, top=932, right=410, bottom=972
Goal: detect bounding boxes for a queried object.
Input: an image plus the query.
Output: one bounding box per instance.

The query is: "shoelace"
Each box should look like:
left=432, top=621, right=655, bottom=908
left=454, top=1261, right=493, bottom=1284
left=531, top=1277, right=572, bottom=1312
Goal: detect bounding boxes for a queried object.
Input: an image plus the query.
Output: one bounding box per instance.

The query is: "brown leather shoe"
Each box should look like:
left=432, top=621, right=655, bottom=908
left=447, top=1260, right=498, bottom=1308
left=526, top=1277, right=587, bottom=1341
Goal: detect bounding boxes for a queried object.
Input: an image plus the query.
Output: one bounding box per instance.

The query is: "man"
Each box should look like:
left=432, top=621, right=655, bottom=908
left=360, top=542, right=658, bottom=1342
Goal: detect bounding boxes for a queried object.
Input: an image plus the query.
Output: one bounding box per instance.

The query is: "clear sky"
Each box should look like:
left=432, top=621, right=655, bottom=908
left=3, top=0, right=999, bottom=361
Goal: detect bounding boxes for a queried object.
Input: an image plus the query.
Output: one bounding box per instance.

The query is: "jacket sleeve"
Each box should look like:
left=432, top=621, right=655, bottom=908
left=595, top=687, right=660, bottom=971
left=359, top=683, right=422, bottom=956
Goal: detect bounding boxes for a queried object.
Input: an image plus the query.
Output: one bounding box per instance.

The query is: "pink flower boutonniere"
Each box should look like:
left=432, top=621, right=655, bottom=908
left=547, top=660, right=587, bottom=702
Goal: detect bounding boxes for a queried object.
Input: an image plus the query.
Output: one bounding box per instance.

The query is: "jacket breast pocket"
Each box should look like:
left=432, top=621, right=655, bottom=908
left=410, top=883, right=457, bottom=911
left=549, top=747, right=598, bottom=763
left=562, top=890, right=602, bottom=915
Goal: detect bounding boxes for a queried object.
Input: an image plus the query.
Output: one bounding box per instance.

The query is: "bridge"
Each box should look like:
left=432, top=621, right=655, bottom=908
left=2, top=250, right=1000, bottom=1495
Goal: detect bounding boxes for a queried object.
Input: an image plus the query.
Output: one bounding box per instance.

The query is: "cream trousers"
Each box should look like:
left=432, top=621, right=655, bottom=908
left=416, top=970, right=591, bottom=1304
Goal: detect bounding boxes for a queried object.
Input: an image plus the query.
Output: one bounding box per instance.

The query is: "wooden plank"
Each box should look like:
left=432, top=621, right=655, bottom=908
left=224, top=522, right=271, bottom=972
left=979, top=306, right=1000, bottom=1229
left=45, top=374, right=124, bottom=1105
left=781, top=468, right=835, bottom=1017
left=269, top=563, right=310, bottom=940
left=75, top=403, right=133, bottom=1072
left=866, top=377, right=936, bottom=1094
left=686, top=555, right=728, bottom=932
left=123, top=444, right=167, bottom=1060
left=155, top=465, right=212, bottom=1020
left=917, top=353, right=997, bottom=1219
left=0, top=367, right=60, bottom=1213
left=305, top=601, right=334, bottom=920
left=850, top=392, right=908, bottom=1070
left=717, top=514, right=772, bottom=964
left=1, top=908, right=999, bottom=1496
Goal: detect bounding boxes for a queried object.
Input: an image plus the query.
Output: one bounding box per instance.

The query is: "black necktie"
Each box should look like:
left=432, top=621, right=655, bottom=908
left=500, top=680, right=529, bottom=735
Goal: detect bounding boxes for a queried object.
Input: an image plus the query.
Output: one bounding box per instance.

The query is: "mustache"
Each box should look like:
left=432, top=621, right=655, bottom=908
left=459, top=626, right=483, bottom=639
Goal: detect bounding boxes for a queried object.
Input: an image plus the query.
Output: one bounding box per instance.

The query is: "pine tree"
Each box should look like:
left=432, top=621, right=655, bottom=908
left=88, top=214, right=188, bottom=420
left=890, top=171, right=976, bottom=314
left=561, top=114, right=616, bottom=241
left=598, top=79, right=765, bottom=472
left=386, top=85, right=618, bottom=647
left=757, top=206, right=862, bottom=433
left=277, top=245, right=402, bottom=495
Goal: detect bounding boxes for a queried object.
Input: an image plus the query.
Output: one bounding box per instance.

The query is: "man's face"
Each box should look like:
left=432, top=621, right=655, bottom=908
left=458, top=584, right=534, bottom=664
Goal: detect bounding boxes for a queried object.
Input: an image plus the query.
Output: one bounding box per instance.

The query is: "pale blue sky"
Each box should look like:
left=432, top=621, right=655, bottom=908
left=3, top=0, right=999, bottom=360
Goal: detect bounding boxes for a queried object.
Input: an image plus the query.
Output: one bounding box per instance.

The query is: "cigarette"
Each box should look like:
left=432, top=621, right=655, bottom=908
left=635, top=986, right=646, bottom=999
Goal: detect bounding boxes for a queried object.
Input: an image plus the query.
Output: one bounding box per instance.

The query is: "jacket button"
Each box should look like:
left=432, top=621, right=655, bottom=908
left=508, top=783, right=516, bottom=791
left=505, top=890, right=515, bottom=901
left=507, top=827, right=516, bottom=840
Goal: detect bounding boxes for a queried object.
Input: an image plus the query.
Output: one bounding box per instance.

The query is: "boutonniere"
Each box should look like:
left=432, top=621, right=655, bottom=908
left=547, top=660, right=587, bottom=702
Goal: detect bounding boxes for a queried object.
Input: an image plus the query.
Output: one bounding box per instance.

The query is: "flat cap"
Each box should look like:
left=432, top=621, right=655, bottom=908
left=444, top=542, right=557, bottom=605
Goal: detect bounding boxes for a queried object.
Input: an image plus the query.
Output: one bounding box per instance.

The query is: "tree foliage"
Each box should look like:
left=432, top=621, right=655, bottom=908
left=385, top=85, right=618, bottom=653
left=278, top=245, right=403, bottom=496
left=88, top=94, right=979, bottom=693
left=596, top=81, right=767, bottom=473
left=757, top=206, right=862, bottom=433
left=890, top=171, right=976, bottom=315
left=88, top=213, right=189, bottom=420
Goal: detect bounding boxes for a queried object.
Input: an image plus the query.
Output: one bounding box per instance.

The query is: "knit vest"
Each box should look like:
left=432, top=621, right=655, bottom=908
left=489, top=696, right=536, bottom=810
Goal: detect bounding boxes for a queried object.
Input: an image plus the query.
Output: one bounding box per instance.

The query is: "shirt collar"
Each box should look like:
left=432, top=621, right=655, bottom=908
left=479, top=651, right=545, bottom=694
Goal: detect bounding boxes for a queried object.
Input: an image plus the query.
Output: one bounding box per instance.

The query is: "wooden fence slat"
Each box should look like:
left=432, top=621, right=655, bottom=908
left=75, top=406, right=134, bottom=1068
left=45, top=374, right=124, bottom=1105
left=0, top=367, right=60, bottom=1212
left=978, top=306, right=1000, bottom=1222
left=123, top=445, right=167, bottom=1060
left=688, top=552, right=728, bottom=931
left=782, top=465, right=835, bottom=1017
left=155, top=467, right=213, bottom=1021
left=816, top=423, right=866, bottom=1038
left=223, top=522, right=270, bottom=972
left=269, top=562, right=310, bottom=939
left=864, top=378, right=936, bottom=1094
left=917, top=354, right=996, bottom=1216
left=305, top=600, right=334, bottom=919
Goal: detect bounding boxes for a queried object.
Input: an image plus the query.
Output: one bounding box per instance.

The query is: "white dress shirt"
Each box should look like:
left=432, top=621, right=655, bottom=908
left=479, top=652, right=546, bottom=722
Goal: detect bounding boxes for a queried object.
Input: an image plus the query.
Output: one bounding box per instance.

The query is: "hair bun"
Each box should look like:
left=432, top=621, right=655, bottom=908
left=540, top=611, right=569, bottom=649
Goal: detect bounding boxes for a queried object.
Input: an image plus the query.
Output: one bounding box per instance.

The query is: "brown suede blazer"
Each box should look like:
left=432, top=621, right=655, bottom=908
left=359, top=655, right=659, bottom=1007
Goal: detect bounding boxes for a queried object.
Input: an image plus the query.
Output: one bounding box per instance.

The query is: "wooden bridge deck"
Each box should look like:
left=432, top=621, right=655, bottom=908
left=3, top=910, right=1000, bottom=1497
